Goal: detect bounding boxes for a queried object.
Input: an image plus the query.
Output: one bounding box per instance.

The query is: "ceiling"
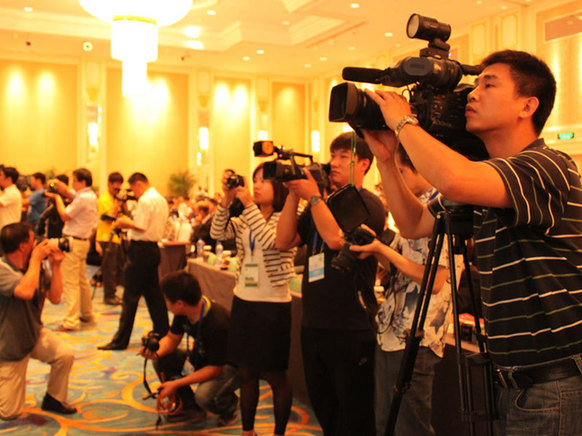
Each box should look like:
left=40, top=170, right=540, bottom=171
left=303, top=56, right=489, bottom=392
left=0, top=0, right=545, bottom=79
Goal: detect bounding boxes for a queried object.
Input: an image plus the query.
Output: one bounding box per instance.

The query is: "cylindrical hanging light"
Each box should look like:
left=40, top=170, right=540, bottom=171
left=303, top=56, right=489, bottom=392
left=78, top=0, right=192, bottom=98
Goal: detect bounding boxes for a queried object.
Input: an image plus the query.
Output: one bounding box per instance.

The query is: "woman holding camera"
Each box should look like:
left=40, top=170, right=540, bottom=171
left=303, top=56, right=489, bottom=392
left=210, top=163, right=295, bottom=436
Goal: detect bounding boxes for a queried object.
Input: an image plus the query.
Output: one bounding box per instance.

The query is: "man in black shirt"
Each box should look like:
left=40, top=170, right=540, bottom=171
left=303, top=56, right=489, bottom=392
left=276, top=132, right=385, bottom=436
left=141, top=271, right=239, bottom=426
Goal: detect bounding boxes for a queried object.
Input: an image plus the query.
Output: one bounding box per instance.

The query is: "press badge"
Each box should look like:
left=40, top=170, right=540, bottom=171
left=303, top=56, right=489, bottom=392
left=308, top=253, right=325, bottom=282
left=243, top=263, right=259, bottom=287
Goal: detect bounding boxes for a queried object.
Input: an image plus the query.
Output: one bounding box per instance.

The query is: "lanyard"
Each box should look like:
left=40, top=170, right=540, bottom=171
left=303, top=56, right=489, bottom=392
left=248, top=230, right=257, bottom=257
left=187, top=296, right=207, bottom=365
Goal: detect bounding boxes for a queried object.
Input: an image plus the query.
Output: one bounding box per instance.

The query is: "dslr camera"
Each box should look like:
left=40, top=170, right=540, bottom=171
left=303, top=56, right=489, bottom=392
left=253, top=141, right=329, bottom=190
left=141, top=331, right=160, bottom=353
left=226, top=173, right=245, bottom=188
left=329, top=13, right=488, bottom=161
left=326, top=184, right=375, bottom=274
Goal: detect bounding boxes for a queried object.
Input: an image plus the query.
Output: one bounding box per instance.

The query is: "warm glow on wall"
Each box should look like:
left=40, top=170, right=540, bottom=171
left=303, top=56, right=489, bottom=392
left=199, top=126, right=209, bottom=150
left=7, top=72, right=25, bottom=101
left=311, top=130, right=320, bottom=152
left=37, top=72, right=56, bottom=101
left=258, top=130, right=269, bottom=140
left=88, top=121, right=99, bottom=147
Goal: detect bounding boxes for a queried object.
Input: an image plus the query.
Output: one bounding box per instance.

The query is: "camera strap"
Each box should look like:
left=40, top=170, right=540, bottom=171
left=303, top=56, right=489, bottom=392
left=349, top=132, right=357, bottom=186
left=186, top=296, right=208, bottom=368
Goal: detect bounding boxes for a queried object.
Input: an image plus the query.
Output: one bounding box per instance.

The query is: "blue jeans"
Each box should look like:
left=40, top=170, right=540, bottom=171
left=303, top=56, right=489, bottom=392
left=375, top=346, right=439, bottom=436
left=495, top=374, right=582, bottom=436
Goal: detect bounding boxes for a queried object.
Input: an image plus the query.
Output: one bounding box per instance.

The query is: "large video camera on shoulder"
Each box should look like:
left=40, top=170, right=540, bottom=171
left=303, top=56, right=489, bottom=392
left=253, top=140, right=330, bottom=190
left=329, top=13, right=488, bottom=161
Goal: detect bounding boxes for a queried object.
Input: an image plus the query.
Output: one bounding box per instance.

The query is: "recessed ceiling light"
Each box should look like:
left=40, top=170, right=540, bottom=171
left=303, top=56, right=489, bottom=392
left=395, top=43, right=401, bottom=47
left=304, top=64, right=312, bottom=68
left=282, top=20, right=290, bottom=26
left=384, top=32, right=393, bottom=37
left=350, top=3, right=360, bottom=8
left=348, top=46, right=356, bottom=51
left=207, top=10, right=216, bottom=15
left=186, top=40, right=204, bottom=50
left=243, top=56, right=250, bottom=61
left=501, top=5, right=508, bottom=9
left=320, top=56, right=327, bottom=62
left=82, top=41, right=93, bottom=52
left=256, top=49, right=264, bottom=54
left=184, top=26, right=201, bottom=38
left=24, top=6, right=33, bottom=12
left=476, top=0, right=483, bottom=4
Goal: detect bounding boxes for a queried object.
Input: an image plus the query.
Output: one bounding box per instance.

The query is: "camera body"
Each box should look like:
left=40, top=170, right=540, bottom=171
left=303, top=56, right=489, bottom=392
left=331, top=226, right=375, bottom=274
left=141, top=331, right=160, bottom=353
left=47, top=182, right=58, bottom=194
left=46, top=236, right=71, bottom=252
left=328, top=14, right=488, bottom=161
left=226, top=173, right=245, bottom=188
left=253, top=141, right=330, bottom=188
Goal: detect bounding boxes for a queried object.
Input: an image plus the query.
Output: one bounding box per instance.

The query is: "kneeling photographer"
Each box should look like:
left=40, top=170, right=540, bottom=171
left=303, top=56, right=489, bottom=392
left=140, top=271, right=239, bottom=426
left=275, top=132, right=385, bottom=436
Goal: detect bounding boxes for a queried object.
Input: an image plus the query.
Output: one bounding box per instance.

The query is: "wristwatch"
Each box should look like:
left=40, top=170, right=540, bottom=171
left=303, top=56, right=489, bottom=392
left=394, top=115, right=419, bottom=139
left=309, top=195, right=322, bottom=207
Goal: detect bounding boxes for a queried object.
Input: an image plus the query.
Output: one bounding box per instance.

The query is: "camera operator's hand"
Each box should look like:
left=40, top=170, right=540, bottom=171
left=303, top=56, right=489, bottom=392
left=48, top=246, right=65, bottom=266
left=284, top=169, right=320, bottom=201
left=139, top=345, right=158, bottom=361
left=156, top=380, right=179, bottom=412
left=115, top=215, right=134, bottom=229
left=364, top=88, right=413, bottom=131
left=349, top=238, right=384, bottom=260
left=361, top=130, right=399, bottom=166
left=31, top=240, right=53, bottom=263
left=220, top=174, right=237, bottom=207
left=234, top=178, right=253, bottom=207
left=42, top=191, right=58, bottom=201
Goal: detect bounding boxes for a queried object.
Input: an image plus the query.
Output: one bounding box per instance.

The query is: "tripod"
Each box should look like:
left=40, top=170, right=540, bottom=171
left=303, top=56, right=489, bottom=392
left=91, top=225, right=127, bottom=300
left=385, top=203, right=496, bottom=436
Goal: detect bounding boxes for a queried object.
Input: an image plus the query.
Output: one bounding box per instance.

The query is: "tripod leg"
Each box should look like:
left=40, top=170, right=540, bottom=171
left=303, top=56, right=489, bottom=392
left=384, top=215, right=446, bottom=436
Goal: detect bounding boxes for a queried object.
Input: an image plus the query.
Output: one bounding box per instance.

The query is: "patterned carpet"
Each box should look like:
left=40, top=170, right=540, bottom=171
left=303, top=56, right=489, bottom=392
left=0, top=267, right=323, bottom=435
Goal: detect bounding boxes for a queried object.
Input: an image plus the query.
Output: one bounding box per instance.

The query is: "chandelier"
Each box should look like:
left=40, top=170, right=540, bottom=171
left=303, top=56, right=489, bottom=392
left=79, top=0, right=193, bottom=98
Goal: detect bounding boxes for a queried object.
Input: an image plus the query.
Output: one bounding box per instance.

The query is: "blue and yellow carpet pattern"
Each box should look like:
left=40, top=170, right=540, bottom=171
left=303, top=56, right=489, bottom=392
left=0, top=273, right=323, bottom=435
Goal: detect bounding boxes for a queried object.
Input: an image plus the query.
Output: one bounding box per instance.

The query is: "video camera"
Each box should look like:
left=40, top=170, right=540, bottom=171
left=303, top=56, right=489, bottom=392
left=253, top=140, right=330, bottom=189
left=329, top=13, right=488, bottom=161
left=115, top=190, right=137, bottom=203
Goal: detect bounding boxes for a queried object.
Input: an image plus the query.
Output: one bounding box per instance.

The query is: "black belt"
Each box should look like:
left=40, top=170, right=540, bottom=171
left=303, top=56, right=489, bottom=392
left=130, top=240, right=157, bottom=246
left=495, top=357, right=582, bottom=389
left=65, top=235, right=88, bottom=241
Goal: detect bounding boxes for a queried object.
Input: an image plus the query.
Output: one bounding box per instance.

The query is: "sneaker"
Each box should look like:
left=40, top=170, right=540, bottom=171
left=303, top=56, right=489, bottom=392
left=216, top=408, right=238, bottom=426
left=165, top=407, right=207, bottom=423
left=41, top=393, right=77, bottom=415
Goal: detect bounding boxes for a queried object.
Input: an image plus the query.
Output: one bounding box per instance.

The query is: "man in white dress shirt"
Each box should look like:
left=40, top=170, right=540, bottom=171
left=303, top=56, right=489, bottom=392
left=98, top=172, right=169, bottom=350
left=0, top=166, right=23, bottom=255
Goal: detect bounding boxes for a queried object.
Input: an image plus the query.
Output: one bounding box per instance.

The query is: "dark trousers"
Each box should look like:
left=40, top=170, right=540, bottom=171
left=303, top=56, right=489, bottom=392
left=99, top=241, right=125, bottom=299
left=110, top=241, right=169, bottom=347
left=301, top=327, right=376, bottom=436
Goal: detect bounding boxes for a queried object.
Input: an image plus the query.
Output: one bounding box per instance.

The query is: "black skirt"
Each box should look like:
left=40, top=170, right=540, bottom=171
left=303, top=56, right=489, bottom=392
left=227, top=295, right=291, bottom=371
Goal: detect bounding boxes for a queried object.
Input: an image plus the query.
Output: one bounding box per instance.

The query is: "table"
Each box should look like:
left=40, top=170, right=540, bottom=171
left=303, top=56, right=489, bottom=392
left=187, top=259, right=310, bottom=406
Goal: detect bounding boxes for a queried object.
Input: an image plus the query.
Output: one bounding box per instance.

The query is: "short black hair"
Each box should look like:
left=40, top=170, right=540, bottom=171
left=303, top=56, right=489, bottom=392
left=128, top=172, right=149, bottom=185
left=56, top=174, right=69, bottom=185
left=1, top=222, right=33, bottom=254
left=1, top=166, right=19, bottom=184
left=160, top=271, right=202, bottom=306
left=480, top=50, right=556, bottom=135
left=329, top=132, right=374, bottom=174
left=32, top=172, right=46, bottom=185
left=108, top=172, right=124, bottom=184
left=73, top=168, right=93, bottom=187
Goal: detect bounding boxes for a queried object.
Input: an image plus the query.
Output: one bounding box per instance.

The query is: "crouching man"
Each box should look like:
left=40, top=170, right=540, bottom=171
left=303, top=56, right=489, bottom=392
left=141, top=271, right=239, bottom=426
left=0, top=223, right=77, bottom=419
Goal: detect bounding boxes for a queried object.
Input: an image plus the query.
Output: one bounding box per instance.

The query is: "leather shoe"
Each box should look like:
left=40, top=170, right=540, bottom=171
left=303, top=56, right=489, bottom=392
left=41, top=393, right=77, bottom=415
left=97, top=342, right=126, bottom=351
left=55, top=325, right=77, bottom=332
left=103, top=296, right=123, bottom=305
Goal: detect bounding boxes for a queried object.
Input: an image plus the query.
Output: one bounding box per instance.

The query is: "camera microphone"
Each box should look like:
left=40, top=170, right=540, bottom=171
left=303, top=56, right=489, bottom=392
left=342, top=67, right=387, bottom=84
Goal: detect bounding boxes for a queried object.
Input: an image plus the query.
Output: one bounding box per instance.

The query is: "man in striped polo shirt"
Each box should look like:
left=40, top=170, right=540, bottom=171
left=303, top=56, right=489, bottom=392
left=362, top=50, right=582, bottom=435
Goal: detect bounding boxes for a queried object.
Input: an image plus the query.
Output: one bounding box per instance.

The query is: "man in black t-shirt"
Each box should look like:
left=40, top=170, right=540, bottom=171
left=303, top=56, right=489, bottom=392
left=141, top=271, right=239, bottom=426
left=276, top=132, right=385, bottom=436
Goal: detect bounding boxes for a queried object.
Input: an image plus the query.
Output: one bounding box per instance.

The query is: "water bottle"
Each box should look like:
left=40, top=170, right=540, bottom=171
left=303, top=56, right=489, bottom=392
left=215, top=241, right=224, bottom=267
left=196, top=238, right=205, bottom=260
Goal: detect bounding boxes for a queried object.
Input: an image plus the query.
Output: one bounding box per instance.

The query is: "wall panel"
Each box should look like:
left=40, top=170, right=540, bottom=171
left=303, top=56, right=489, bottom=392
left=0, top=59, right=77, bottom=175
